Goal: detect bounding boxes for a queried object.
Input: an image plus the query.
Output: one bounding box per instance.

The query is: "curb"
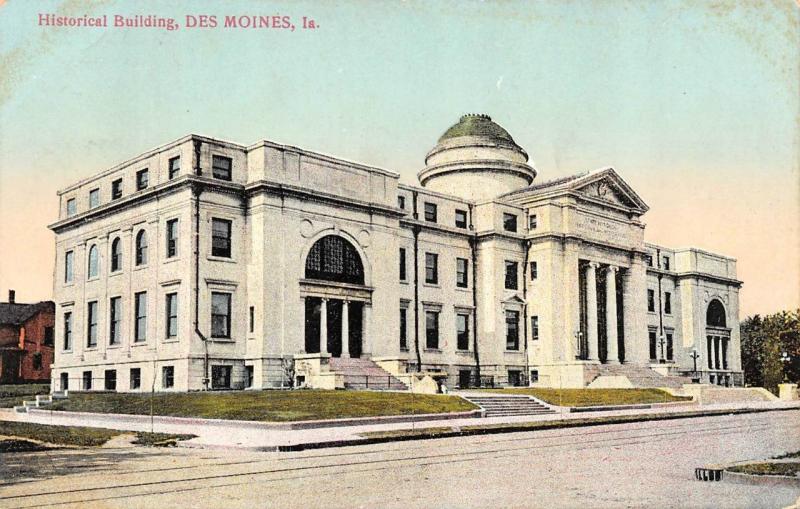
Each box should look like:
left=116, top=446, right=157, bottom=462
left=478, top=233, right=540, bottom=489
left=274, top=406, right=799, bottom=452
left=724, top=470, right=800, bottom=487
left=569, top=401, right=696, bottom=413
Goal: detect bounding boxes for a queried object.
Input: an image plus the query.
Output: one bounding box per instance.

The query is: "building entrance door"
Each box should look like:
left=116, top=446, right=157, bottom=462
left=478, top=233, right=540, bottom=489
left=304, top=297, right=363, bottom=358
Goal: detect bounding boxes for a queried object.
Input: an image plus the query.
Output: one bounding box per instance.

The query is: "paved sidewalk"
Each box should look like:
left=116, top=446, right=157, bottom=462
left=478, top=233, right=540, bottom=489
left=2, top=399, right=798, bottom=451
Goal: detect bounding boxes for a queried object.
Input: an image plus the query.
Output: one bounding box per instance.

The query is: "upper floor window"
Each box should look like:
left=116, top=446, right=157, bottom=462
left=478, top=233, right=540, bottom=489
left=211, top=292, right=232, bottom=338
left=531, top=316, right=539, bottom=340
left=530, top=261, right=538, bottom=280
left=63, top=312, right=72, bottom=350
left=111, top=178, right=123, bottom=200
left=425, top=253, right=438, bottom=285
left=135, top=230, right=148, bottom=266
left=87, top=245, right=99, bottom=279
left=109, top=296, right=121, bottom=345
left=528, top=214, right=537, bottom=230
left=662, top=256, right=670, bottom=270
left=134, top=292, right=147, bottom=342
left=424, top=202, right=437, bottom=223
left=503, top=213, right=518, bottom=232
left=397, top=196, right=406, bottom=209
left=305, top=235, right=364, bottom=285
left=168, top=156, right=181, bottom=179
left=664, top=292, right=672, bottom=314
left=212, top=155, right=232, bottom=181
left=249, top=306, right=255, bottom=333
left=647, top=289, right=655, bottom=312
left=87, top=301, right=98, bottom=347
left=166, top=219, right=178, bottom=258
left=136, top=169, right=149, bottom=190
left=66, top=198, right=77, bottom=217
left=166, top=293, right=178, bottom=338
left=645, top=255, right=653, bottom=267
left=504, top=261, right=518, bottom=290
left=211, top=218, right=232, bottom=258
left=110, top=238, right=122, bottom=272
left=505, top=310, right=520, bottom=350
left=456, top=258, right=468, bottom=288
left=425, top=310, right=439, bottom=349
left=399, top=248, right=407, bottom=281
left=456, top=313, right=470, bottom=351
left=455, top=209, right=467, bottom=229
left=44, top=326, right=54, bottom=347
left=89, top=188, right=100, bottom=208
left=64, top=250, right=74, bottom=283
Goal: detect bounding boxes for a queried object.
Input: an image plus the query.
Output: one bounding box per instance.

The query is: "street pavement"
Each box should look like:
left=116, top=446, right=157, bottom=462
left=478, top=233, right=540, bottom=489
left=1, top=409, right=798, bottom=508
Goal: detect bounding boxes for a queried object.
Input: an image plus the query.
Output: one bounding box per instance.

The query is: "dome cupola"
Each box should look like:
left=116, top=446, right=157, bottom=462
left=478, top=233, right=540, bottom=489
left=418, top=114, right=536, bottom=201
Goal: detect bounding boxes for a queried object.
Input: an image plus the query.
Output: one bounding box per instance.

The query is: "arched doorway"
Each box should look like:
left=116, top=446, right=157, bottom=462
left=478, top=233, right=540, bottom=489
left=705, top=299, right=730, bottom=385
left=302, top=235, right=367, bottom=358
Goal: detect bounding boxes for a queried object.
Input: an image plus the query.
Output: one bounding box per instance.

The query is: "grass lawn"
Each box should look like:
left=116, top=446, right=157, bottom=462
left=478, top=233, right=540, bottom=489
left=0, top=384, right=50, bottom=408
left=728, top=462, right=800, bottom=477
left=47, top=390, right=477, bottom=422
left=0, top=420, right=194, bottom=448
left=476, top=388, right=692, bottom=407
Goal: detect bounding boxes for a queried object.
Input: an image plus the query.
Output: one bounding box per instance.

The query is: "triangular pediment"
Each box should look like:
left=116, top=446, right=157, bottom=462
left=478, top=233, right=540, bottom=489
left=502, top=295, right=526, bottom=305
left=570, top=168, right=649, bottom=212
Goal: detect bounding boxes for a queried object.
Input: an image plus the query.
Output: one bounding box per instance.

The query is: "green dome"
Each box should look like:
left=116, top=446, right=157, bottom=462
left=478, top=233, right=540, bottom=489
left=438, top=114, right=518, bottom=146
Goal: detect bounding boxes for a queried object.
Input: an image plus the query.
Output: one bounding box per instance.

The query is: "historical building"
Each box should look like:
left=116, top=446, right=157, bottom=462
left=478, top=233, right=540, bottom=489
left=0, top=290, right=55, bottom=384
left=49, top=114, right=743, bottom=392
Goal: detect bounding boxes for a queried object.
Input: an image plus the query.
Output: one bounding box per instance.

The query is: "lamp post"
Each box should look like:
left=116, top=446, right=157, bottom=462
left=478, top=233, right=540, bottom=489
left=689, top=348, right=700, bottom=383
left=781, top=351, right=791, bottom=383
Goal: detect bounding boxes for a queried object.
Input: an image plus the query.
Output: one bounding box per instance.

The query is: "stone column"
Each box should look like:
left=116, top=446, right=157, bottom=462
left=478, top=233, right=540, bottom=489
left=606, top=265, right=619, bottom=364
left=362, top=304, right=370, bottom=357
left=341, top=300, right=350, bottom=358
left=319, top=298, right=328, bottom=355
left=586, top=262, right=599, bottom=361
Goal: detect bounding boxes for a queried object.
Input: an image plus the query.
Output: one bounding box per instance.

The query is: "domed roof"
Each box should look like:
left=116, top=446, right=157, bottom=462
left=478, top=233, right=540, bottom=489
left=438, top=114, right=518, bottom=146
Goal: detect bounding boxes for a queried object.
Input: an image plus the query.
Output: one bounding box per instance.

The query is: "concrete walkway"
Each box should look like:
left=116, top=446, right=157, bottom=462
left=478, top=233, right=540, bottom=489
left=2, top=399, right=799, bottom=451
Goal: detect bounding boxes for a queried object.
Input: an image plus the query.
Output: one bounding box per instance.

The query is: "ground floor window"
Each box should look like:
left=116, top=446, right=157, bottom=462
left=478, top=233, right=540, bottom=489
left=399, top=307, right=408, bottom=350
left=82, top=370, right=92, bottom=390
left=245, top=366, right=254, bottom=388
left=530, top=370, right=539, bottom=384
left=666, top=332, right=674, bottom=361
left=506, top=310, right=519, bottom=350
left=508, top=369, right=522, bottom=387
left=458, top=369, right=472, bottom=389
left=456, top=313, right=470, bottom=350
left=162, top=366, right=174, bottom=389
left=212, top=365, right=232, bottom=389
left=60, top=372, right=69, bottom=391
left=425, top=311, right=439, bottom=349
left=104, top=370, right=117, bottom=391
left=130, top=368, right=141, bottom=390
left=649, top=330, right=657, bottom=361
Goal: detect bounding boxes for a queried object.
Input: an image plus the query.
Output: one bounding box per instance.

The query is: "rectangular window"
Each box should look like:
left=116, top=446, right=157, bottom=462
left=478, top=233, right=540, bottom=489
left=530, top=261, right=538, bottom=280
left=130, top=368, right=141, bottom=390
left=60, top=372, right=69, bottom=391
left=506, top=310, right=520, bottom=350
left=399, top=308, right=408, bottom=350
left=456, top=313, right=470, bottom=350
left=664, top=292, right=672, bottom=314
left=44, top=326, right=54, bottom=347
left=397, top=196, right=406, bottom=209
left=456, top=258, right=468, bottom=288
left=425, top=310, right=439, bottom=349
left=503, top=213, right=518, bottom=232
left=162, top=366, right=174, bottom=389
left=508, top=370, right=522, bottom=387
left=166, top=293, right=178, bottom=338
left=211, top=292, right=231, bottom=338
left=663, top=256, right=670, bottom=270
left=212, top=155, right=232, bottom=181
left=83, top=370, right=92, bottom=390
left=109, top=296, right=121, bottom=345
left=111, top=178, right=122, bottom=200
left=249, top=306, right=255, bottom=333
left=424, top=202, right=437, bottom=222
left=211, top=218, right=232, bottom=258
left=169, top=156, right=181, bottom=179
left=647, top=289, right=655, bottom=312
left=104, top=370, right=117, bottom=391
left=89, top=188, right=100, bottom=208
left=649, top=330, right=658, bottom=360
left=529, top=214, right=537, bottom=229
left=399, top=248, right=407, bottom=281
left=32, top=353, right=42, bottom=370
left=531, top=316, right=539, bottom=340
left=134, top=292, right=147, bottom=342
left=245, top=366, right=254, bottom=388
left=455, top=209, right=467, bottom=228
left=166, top=219, right=179, bottom=258
left=86, top=301, right=98, bottom=347
left=505, top=261, right=518, bottom=290
left=666, top=332, right=674, bottom=361
left=425, top=253, right=438, bottom=284
left=211, top=365, right=232, bottom=389
left=65, top=251, right=74, bottom=283
left=63, top=312, right=72, bottom=350
left=136, top=169, right=149, bottom=190
left=645, top=255, right=653, bottom=267
left=66, top=198, right=77, bottom=216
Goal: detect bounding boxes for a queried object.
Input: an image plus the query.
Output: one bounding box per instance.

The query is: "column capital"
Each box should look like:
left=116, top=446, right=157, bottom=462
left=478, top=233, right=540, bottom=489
left=587, top=261, right=600, bottom=270
left=606, top=265, right=619, bottom=274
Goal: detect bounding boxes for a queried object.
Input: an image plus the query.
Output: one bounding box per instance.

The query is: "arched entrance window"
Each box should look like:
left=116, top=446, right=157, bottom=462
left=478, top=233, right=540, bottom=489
left=305, top=235, right=364, bottom=285
left=706, top=299, right=726, bottom=327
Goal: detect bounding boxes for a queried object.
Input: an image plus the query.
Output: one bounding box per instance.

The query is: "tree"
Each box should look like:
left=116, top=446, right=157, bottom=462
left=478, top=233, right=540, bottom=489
left=741, top=309, right=800, bottom=393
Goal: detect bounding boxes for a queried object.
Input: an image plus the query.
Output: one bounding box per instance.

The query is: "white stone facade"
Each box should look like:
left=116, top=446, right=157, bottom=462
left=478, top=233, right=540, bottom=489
left=49, top=114, right=743, bottom=391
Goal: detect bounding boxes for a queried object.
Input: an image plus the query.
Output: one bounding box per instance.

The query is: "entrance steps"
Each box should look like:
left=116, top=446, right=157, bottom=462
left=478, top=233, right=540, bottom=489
left=584, top=364, right=692, bottom=389
left=328, top=357, right=408, bottom=391
left=13, top=391, right=68, bottom=413
left=461, top=394, right=556, bottom=417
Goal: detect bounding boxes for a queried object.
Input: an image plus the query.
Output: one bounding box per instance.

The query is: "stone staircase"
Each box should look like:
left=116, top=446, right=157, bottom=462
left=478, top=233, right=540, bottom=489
left=461, top=394, right=556, bottom=417
left=584, top=364, right=692, bottom=389
left=14, top=391, right=68, bottom=413
left=328, top=357, right=408, bottom=390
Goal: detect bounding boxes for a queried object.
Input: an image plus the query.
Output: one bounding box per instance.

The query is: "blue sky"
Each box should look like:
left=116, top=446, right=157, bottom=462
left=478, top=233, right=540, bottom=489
left=0, top=0, right=798, bottom=315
